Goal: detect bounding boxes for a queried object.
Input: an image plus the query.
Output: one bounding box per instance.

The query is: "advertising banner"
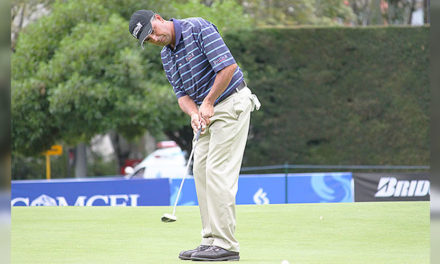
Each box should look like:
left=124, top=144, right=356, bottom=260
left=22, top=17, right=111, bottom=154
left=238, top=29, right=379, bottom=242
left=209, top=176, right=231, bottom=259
left=353, top=172, right=430, bottom=202
left=12, top=172, right=355, bottom=206
left=11, top=177, right=170, bottom=206
left=170, top=178, right=198, bottom=206
left=237, top=174, right=286, bottom=205
left=170, top=174, right=286, bottom=206
left=171, top=173, right=352, bottom=205
left=287, top=172, right=353, bottom=203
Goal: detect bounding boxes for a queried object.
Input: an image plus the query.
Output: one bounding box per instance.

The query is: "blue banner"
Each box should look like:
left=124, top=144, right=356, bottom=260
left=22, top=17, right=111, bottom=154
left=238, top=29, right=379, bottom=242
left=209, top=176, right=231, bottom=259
left=11, top=177, right=170, bottom=206
left=11, top=172, right=353, bottom=206
left=170, top=174, right=286, bottom=206
left=236, top=174, right=286, bottom=204
left=170, top=173, right=352, bottom=205
left=170, top=178, right=198, bottom=206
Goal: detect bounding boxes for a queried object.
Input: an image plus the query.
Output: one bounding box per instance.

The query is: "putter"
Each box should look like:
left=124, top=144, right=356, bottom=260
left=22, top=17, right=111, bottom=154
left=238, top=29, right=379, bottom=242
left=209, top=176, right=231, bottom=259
left=161, top=127, right=202, bottom=223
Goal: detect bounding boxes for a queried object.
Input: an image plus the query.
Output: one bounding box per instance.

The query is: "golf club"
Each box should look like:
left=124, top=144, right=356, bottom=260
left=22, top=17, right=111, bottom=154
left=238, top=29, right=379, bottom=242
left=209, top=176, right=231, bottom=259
left=161, top=127, right=202, bottom=223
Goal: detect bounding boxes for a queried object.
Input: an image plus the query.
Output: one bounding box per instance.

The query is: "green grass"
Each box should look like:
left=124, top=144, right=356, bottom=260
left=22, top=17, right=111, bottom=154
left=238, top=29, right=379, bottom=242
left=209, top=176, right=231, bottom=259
left=12, top=202, right=429, bottom=264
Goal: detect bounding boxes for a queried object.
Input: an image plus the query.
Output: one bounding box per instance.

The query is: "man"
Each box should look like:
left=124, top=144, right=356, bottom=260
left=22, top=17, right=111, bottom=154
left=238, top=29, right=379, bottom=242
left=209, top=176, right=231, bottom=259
left=129, top=10, right=260, bottom=261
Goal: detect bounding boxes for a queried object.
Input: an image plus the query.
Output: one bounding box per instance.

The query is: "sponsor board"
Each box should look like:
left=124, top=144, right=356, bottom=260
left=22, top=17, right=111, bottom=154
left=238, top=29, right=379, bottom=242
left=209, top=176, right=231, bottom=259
left=170, top=178, right=198, bottom=206
left=170, top=175, right=286, bottom=205
left=237, top=175, right=285, bottom=204
left=12, top=194, right=141, bottom=207
left=11, top=173, right=355, bottom=206
left=353, top=173, right=430, bottom=202
left=11, top=178, right=170, bottom=206
left=171, top=173, right=352, bottom=205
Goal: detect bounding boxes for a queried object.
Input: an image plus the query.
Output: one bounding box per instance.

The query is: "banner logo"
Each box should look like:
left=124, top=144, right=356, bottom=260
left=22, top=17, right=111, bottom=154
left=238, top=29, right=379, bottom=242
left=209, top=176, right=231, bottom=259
left=374, top=177, right=430, bottom=197
left=253, top=188, right=270, bottom=204
left=31, top=194, right=58, bottom=206
left=310, top=174, right=352, bottom=202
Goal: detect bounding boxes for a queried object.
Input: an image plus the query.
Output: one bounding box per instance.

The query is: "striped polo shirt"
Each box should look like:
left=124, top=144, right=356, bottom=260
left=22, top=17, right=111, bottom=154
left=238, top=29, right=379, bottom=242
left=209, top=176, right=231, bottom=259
left=160, top=18, right=244, bottom=105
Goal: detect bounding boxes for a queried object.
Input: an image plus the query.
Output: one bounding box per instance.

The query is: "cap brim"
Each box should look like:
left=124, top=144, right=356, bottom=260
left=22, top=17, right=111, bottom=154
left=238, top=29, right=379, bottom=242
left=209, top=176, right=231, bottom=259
left=138, top=25, right=152, bottom=49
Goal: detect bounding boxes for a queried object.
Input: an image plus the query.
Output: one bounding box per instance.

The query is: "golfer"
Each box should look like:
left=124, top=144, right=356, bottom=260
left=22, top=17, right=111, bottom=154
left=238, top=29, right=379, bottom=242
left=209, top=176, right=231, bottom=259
left=129, top=10, right=260, bottom=261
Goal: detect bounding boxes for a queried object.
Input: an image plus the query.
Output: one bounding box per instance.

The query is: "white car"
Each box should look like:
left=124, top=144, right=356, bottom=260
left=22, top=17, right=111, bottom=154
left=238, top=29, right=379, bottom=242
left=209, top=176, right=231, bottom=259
left=124, top=143, right=189, bottom=179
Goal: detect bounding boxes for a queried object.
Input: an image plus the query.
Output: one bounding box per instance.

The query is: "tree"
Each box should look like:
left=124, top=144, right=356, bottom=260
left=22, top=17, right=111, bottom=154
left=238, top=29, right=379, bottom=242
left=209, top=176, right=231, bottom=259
left=172, top=0, right=252, bottom=32
left=1, top=0, right=11, bottom=186
left=12, top=0, right=183, bottom=157
left=11, top=0, right=55, bottom=51
left=12, top=0, right=253, bottom=164
left=237, top=0, right=356, bottom=26
left=348, top=0, right=428, bottom=25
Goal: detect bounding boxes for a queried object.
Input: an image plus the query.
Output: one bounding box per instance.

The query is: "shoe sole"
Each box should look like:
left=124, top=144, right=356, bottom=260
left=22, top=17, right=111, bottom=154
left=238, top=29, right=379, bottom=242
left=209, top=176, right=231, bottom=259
left=178, top=255, right=192, bottom=260
left=191, top=256, right=240, bottom=261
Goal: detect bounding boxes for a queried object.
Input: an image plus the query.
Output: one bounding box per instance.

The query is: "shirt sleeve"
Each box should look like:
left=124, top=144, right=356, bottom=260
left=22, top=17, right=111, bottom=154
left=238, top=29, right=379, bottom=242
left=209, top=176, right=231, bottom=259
left=199, top=24, right=236, bottom=73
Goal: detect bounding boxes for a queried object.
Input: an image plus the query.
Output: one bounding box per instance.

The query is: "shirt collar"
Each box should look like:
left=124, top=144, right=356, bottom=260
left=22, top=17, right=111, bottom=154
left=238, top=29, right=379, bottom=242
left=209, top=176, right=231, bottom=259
left=169, top=18, right=182, bottom=50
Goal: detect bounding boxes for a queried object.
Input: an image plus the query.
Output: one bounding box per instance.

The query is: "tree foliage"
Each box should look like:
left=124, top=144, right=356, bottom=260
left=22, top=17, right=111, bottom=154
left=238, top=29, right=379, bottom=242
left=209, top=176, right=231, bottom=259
left=237, top=0, right=356, bottom=26
left=12, top=0, right=254, bottom=157
left=12, top=0, right=184, bottom=156
left=225, top=26, right=429, bottom=166
left=349, top=0, right=427, bottom=25
left=172, top=0, right=252, bottom=32
left=12, top=0, right=426, bottom=162
left=11, top=0, right=55, bottom=50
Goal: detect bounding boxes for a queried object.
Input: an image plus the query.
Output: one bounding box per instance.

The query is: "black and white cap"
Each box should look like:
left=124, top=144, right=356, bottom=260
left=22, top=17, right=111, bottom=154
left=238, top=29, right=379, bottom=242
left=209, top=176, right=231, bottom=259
left=129, top=10, right=155, bottom=49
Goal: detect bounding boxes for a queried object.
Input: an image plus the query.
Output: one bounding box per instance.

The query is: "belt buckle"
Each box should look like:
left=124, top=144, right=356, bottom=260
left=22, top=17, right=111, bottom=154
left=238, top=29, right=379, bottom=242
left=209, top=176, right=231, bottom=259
left=235, top=81, right=245, bottom=93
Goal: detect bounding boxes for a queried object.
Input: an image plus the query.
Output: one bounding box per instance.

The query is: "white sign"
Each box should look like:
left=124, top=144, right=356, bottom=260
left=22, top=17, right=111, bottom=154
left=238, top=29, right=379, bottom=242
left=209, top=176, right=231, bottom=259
left=253, top=188, right=270, bottom=205
left=375, top=177, right=430, bottom=197
left=11, top=194, right=140, bottom=206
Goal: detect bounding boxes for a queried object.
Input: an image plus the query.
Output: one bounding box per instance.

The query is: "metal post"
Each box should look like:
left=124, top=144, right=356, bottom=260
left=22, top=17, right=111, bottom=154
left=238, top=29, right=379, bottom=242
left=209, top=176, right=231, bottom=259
left=46, top=154, right=51, bottom=180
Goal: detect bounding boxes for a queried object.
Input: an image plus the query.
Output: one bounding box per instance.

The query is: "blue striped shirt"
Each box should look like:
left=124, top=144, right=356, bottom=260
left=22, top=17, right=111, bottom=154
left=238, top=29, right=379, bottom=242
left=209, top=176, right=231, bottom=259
left=161, top=18, right=244, bottom=105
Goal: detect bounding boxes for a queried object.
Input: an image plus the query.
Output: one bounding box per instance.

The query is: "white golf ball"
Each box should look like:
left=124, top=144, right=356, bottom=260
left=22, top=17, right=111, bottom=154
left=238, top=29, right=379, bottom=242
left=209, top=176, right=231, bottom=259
left=320, top=216, right=323, bottom=220
left=281, top=260, right=290, bottom=264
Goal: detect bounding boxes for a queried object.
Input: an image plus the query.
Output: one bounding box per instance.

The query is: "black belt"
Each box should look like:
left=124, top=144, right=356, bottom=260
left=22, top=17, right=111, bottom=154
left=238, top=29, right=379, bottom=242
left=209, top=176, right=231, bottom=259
left=234, top=80, right=247, bottom=93
left=216, top=81, right=247, bottom=105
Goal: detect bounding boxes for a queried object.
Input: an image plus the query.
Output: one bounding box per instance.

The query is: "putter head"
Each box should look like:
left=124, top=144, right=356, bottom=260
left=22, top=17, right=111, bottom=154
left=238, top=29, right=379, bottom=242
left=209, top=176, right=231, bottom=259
left=161, top=213, right=177, bottom=223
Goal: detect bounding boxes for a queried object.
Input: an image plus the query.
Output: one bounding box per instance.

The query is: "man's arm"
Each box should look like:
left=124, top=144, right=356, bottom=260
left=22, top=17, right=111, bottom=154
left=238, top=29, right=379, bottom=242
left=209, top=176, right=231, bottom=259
left=177, top=63, right=237, bottom=133
left=199, top=63, right=237, bottom=124
left=178, top=95, right=203, bottom=133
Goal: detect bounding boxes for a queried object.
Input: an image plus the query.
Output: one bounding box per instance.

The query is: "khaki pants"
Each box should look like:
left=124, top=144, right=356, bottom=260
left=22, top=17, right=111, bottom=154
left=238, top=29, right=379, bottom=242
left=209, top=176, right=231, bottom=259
left=193, top=87, right=260, bottom=252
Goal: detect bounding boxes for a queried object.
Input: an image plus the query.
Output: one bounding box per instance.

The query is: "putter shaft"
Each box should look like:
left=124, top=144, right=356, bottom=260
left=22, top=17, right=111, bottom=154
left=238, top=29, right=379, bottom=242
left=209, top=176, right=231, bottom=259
left=166, top=128, right=202, bottom=221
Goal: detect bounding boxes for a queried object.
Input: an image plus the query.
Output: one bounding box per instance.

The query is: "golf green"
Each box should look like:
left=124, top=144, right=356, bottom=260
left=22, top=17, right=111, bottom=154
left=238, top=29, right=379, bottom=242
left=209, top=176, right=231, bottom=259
left=12, top=202, right=429, bottom=263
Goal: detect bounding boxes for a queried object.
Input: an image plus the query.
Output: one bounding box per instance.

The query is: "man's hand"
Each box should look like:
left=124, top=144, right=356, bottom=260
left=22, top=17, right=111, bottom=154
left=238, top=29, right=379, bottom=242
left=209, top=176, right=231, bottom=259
left=190, top=112, right=202, bottom=134
left=199, top=101, right=214, bottom=127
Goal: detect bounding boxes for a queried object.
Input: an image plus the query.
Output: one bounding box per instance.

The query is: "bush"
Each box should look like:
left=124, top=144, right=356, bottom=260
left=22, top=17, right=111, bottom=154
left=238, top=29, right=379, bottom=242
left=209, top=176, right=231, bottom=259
left=225, top=26, right=429, bottom=166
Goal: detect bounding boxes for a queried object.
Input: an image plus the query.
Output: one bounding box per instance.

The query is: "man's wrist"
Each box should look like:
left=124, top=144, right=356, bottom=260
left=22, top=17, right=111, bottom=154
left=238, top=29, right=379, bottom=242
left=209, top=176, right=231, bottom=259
left=203, top=96, right=215, bottom=106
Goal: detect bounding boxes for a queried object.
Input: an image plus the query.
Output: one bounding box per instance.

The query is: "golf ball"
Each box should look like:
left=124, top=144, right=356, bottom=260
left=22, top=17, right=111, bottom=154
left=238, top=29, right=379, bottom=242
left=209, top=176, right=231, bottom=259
left=281, top=260, right=290, bottom=264
left=320, top=216, right=323, bottom=220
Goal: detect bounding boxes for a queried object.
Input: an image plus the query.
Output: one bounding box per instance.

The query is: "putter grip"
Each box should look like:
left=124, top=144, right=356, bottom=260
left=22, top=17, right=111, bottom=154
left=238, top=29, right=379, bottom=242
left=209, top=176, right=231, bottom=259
left=195, top=127, right=202, bottom=141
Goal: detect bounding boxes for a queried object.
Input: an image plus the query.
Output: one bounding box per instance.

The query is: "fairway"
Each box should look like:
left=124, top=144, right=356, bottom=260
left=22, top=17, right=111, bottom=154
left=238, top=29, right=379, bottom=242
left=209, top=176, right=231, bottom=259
left=12, top=202, right=429, bottom=264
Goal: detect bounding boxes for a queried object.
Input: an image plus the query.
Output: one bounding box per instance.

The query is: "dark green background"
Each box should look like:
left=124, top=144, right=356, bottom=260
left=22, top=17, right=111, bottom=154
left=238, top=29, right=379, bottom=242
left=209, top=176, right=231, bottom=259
left=225, top=26, right=429, bottom=166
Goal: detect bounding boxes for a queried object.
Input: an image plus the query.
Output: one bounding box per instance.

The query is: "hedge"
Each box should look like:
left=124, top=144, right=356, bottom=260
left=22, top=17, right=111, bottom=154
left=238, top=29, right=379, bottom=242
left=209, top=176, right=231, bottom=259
left=224, top=26, right=429, bottom=166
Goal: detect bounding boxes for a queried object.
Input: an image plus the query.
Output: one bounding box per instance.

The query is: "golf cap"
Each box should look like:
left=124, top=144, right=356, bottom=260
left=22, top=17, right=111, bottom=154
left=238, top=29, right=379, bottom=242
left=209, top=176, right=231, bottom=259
left=129, top=10, right=155, bottom=49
